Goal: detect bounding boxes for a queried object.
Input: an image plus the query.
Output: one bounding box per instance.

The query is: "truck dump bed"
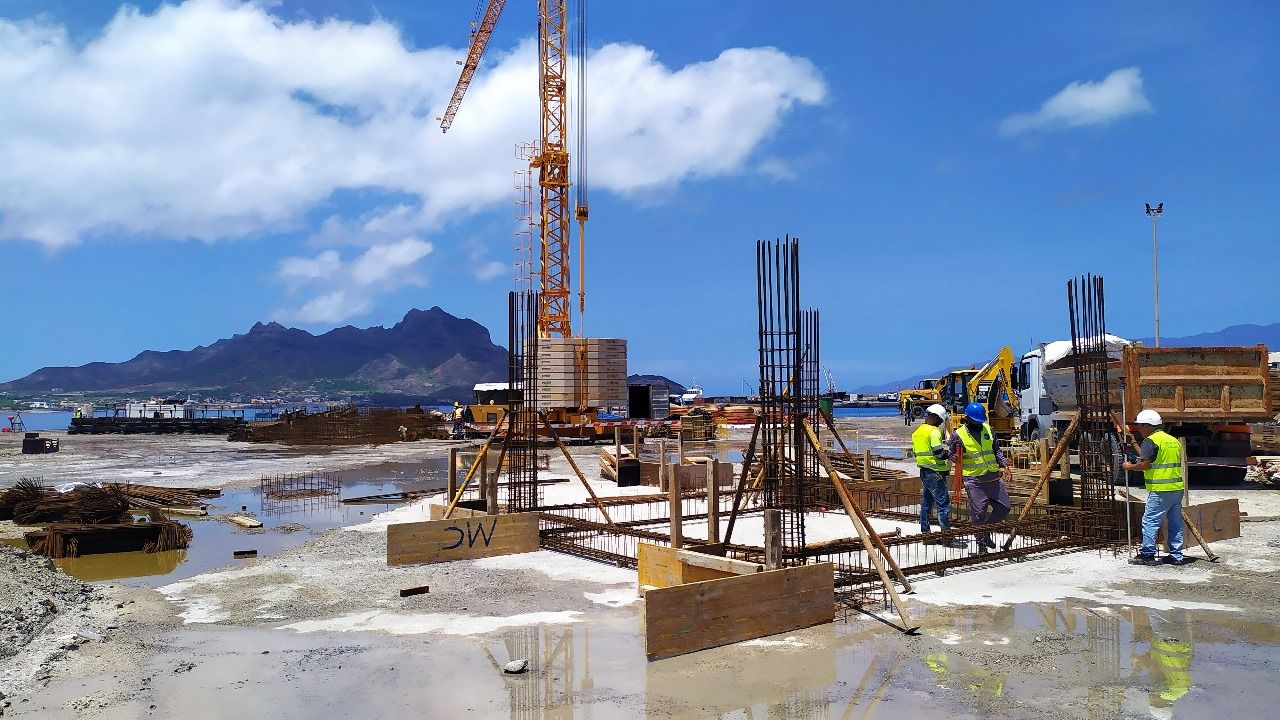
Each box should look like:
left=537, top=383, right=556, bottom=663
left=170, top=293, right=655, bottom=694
left=1120, top=345, right=1272, bottom=422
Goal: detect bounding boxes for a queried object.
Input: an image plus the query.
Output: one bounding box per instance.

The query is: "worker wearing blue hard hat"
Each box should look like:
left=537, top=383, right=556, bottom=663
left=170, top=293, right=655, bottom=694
left=946, top=401, right=1013, bottom=554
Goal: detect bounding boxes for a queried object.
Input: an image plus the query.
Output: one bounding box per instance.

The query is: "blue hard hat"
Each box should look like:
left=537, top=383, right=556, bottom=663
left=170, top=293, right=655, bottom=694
left=964, top=402, right=987, bottom=423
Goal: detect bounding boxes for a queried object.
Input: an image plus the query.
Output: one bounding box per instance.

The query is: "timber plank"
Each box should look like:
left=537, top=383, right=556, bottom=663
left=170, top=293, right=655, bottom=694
left=387, top=512, right=539, bottom=566
left=643, top=563, right=835, bottom=661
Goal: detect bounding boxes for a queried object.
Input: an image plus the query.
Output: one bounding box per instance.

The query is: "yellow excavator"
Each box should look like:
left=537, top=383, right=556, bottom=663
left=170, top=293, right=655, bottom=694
left=935, top=346, right=1021, bottom=440
left=899, top=378, right=944, bottom=421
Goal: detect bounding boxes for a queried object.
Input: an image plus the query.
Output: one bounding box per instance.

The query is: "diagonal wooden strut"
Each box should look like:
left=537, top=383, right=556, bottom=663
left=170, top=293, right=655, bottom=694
left=723, top=415, right=762, bottom=545
left=443, top=412, right=511, bottom=520
left=802, top=419, right=917, bottom=633
left=539, top=412, right=616, bottom=527
left=1001, top=413, right=1079, bottom=550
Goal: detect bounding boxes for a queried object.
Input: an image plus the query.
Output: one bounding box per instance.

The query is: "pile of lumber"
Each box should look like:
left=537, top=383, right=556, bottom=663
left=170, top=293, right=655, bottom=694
left=598, top=445, right=632, bottom=482
left=667, top=404, right=759, bottom=425
left=679, top=410, right=715, bottom=441
left=1251, top=423, right=1280, bottom=454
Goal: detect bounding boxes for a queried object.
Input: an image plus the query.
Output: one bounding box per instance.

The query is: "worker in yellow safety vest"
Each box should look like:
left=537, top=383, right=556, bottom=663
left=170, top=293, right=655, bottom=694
left=911, top=404, right=967, bottom=548
left=1122, top=409, right=1188, bottom=566
left=947, top=402, right=1013, bottom=554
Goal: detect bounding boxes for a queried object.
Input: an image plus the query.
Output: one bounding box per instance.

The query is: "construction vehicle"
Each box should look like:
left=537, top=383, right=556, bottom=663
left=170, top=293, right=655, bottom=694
left=441, top=1, right=629, bottom=439
left=1017, top=341, right=1273, bottom=482
left=923, top=347, right=1020, bottom=440
left=898, top=378, right=943, bottom=421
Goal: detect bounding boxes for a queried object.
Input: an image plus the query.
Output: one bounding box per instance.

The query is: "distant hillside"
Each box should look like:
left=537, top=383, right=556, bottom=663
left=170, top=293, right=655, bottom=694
left=856, top=321, right=1279, bottom=393
left=1, top=307, right=507, bottom=403
left=627, top=374, right=686, bottom=395
left=1137, top=322, right=1280, bottom=349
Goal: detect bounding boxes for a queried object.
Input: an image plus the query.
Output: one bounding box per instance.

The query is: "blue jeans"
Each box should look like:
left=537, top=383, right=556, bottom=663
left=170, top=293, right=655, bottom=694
left=920, top=468, right=952, bottom=532
left=1140, top=489, right=1184, bottom=560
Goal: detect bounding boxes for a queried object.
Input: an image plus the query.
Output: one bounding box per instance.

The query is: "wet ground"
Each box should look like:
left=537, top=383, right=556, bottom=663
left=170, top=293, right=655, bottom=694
left=8, top=458, right=451, bottom=586
left=1, top=420, right=1278, bottom=719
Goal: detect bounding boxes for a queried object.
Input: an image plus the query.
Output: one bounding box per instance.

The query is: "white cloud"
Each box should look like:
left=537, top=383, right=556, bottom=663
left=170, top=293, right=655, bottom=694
left=999, top=67, right=1152, bottom=137
left=273, top=239, right=433, bottom=324
left=0, top=0, right=827, bottom=249
left=277, top=249, right=340, bottom=285
left=473, top=260, right=507, bottom=282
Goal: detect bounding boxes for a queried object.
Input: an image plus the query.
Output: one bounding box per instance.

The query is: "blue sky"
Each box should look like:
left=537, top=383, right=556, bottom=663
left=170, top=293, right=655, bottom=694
left=1, top=1, right=1277, bottom=393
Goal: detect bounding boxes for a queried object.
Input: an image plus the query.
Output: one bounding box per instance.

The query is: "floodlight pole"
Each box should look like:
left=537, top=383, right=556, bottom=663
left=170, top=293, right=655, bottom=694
left=1145, top=203, right=1163, bottom=347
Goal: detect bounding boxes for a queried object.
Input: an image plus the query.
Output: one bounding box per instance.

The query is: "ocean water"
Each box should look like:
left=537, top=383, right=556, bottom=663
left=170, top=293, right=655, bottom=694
left=832, top=406, right=898, bottom=418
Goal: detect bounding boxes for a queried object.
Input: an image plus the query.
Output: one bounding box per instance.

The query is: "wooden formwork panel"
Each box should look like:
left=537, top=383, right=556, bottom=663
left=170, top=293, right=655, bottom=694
left=387, top=512, right=539, bottom=566
left=637, top=543, right=764, bottom=592
left=1127, top=498, right=1241, bottom=544
left=642, top=562, right=835, bottom=661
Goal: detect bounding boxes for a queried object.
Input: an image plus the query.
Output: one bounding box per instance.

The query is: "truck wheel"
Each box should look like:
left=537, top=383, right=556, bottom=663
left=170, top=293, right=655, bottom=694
left=910, top=405, right=925, bottom=421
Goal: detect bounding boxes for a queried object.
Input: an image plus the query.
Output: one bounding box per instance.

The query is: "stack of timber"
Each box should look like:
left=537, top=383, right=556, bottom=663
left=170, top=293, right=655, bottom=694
left=228, top=405, right=449, bottom=445
left=535, top=338, right=628, bottom=409
left=667, top=404, right=758, bottom=426
left=598, top=445, right=633, bottom=482
left=678, top=410, right=715, bottom=441
left=1251, top=423, right=1280, bottom=454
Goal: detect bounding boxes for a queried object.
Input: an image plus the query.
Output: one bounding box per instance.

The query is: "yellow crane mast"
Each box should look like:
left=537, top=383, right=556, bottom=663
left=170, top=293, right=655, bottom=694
left=439, top=0, right=583, bottom=339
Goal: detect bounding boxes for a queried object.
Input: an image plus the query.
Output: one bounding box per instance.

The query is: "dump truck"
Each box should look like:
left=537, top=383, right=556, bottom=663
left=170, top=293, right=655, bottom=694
left=1017, top=341, right=1273, bottom=482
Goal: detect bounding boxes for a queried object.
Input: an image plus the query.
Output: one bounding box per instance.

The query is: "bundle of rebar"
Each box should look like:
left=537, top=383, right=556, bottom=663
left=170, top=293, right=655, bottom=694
left=8, top=482, right=131, bottom=525
left=25, top=519, right=192, bottom=558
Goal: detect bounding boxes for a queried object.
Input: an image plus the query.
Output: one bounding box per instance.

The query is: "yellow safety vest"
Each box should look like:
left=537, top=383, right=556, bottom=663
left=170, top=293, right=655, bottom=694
left=1143, top=430, right=1184, bottom=492
left=956, top=424, right=1000, bottom=477
left=1152, top=636, right=1192, bottom=702
left=912, top=424, right=948, bottom=471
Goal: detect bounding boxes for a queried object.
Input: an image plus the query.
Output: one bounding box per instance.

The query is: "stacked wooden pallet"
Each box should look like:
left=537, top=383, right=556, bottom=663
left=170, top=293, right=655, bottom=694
left=536, top=337, right=627, bottom=409
left=679, top=412, right=715, bottom=441
left=1252, top=423, right=1280, bottom=453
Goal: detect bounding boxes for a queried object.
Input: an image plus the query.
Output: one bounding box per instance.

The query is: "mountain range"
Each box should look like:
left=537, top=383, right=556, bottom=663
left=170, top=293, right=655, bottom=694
left=1, top=307, right=508, bottom=404
left=853, top=322, right=1280, bottom=394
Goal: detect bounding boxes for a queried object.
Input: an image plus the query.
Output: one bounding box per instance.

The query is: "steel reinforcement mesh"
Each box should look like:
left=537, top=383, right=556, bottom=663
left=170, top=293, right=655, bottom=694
left=507, top=290, right=540, bottom=512
left=1068, top=275, right=1122, bottom=540
left=756, top=236, right=808, bottom=562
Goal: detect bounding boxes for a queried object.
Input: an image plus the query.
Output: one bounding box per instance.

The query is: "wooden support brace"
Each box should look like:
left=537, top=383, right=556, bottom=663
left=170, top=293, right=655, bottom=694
left=443, top=413, right=509, bottom=520
left=801, top=420, right=917, bottom=632
left=706, top=459, right=720, bottom=544
left=539, top=413, right=616, bottom=527
left=723, top=416, right=761, bottom=545
left=1001, top=414, right=1080, bottom=550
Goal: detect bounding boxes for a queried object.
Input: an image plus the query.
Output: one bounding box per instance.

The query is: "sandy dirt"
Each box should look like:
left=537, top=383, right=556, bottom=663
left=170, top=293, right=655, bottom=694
left=2, top=419, right=1278, bottom=719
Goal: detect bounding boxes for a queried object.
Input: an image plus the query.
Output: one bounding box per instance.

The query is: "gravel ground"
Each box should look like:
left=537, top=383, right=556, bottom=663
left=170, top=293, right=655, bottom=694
left=0, top=545, right=166, bottom=705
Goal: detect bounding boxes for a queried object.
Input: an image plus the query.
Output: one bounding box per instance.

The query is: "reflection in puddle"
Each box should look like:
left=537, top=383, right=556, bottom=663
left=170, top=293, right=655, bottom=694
left=45, top=458, right=451, bottom=586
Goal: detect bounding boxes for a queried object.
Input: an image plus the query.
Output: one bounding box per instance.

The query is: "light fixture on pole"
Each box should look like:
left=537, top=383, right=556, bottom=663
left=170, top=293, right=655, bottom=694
left=1144, top=202, right=1164, bottom=347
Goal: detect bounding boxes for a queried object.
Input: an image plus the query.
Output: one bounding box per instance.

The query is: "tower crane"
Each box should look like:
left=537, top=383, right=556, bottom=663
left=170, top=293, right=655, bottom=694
left=440, top=0, right=587, bottom=339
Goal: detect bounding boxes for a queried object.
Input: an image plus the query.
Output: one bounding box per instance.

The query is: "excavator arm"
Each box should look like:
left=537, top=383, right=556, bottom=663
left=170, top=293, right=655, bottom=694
left=439, top=0, right=508, bottom=133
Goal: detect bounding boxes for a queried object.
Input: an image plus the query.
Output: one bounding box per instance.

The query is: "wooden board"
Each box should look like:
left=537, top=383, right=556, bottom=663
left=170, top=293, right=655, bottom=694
left=387, top=512, right=539, bottom=566
left=637, top=543, right=763, bottom=592
left=1125, top=498, right=1241, bottom=544
left=1180, top=498, right=1241, bottom=543
left=642, top=562, right=835, bottom=661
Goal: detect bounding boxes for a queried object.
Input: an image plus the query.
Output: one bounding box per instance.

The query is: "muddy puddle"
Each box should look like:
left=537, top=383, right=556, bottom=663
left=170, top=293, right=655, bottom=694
left=48, top=458, right=450, bottom=586
left=27, top=599, right=1275, bottom=719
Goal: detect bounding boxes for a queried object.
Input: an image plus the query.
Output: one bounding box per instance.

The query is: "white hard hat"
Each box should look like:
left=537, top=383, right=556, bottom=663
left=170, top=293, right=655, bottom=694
left=1135, top=409, right=1162, bottom=426
left=926, top=404, right=948, bottom=420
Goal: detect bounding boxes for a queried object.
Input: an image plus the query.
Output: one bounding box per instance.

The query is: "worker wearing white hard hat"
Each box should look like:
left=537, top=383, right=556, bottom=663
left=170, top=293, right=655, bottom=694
left=910, top=404, right=967, bottom=548
left=1122, top=408, right=1188, bottom=566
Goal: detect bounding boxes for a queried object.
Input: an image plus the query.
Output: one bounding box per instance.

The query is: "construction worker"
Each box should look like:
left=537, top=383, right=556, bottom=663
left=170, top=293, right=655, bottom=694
left=1122, top=409, right=1187, bottom=566
left=948, top=402, right=1012, bottom=553
left=451, top=401, right=465, bottom=438
left=912, top=404, right=966, bottom=547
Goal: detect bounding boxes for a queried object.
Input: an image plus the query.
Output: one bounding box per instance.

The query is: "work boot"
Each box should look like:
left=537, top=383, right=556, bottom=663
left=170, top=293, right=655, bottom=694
left=1128, top=554, right=1159, bottom=566
left=1161, top=556, right=1192, bottom=566
left=977, top=533, right=996, bottom=550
